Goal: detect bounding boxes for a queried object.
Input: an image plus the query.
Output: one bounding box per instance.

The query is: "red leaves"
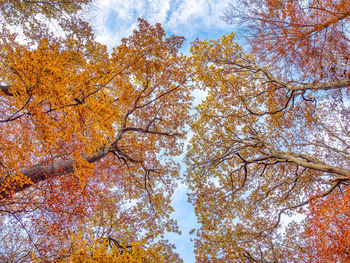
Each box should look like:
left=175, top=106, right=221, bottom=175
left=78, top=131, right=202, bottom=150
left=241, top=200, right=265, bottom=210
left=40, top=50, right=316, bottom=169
left=300, top=187, right=350, bottom=262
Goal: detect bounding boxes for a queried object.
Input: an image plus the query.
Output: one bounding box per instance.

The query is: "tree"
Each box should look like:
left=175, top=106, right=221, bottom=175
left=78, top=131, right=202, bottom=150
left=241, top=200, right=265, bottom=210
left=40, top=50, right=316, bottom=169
left=186, top=0, right=349, bottom=261
left=223, top=0, right=350, bottom=80
left=0, top=3, right=192, bottom=261
left=0, top=0, right=94, bottom=43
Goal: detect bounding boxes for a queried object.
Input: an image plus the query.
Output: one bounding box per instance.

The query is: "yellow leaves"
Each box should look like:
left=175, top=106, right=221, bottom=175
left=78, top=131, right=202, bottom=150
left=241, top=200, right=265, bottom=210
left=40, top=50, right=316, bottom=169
left=62, top=234, right=175, bottom=263
left=1, top=37, right=118, bottom=169
left=186, top=16, right=350, bottom=261
left=0, top=17, right=192, bottom=262
left=5, top=40, right=81, bottom=104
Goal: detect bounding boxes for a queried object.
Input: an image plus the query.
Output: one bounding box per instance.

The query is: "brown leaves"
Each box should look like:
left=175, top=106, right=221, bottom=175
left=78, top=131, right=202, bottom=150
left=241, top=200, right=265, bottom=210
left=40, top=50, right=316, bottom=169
left=224, top=0, right=350, bottom=80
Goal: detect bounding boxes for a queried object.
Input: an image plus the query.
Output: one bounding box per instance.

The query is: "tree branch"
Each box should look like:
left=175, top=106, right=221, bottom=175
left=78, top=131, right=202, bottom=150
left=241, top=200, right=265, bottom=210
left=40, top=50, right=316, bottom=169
left=0, top=146, right=110, bottom=200
left=274, top=151, right=349, bottom=178
left=255, top=67, right=350, bottom=92
left=0, top=85, right=14, bottom=96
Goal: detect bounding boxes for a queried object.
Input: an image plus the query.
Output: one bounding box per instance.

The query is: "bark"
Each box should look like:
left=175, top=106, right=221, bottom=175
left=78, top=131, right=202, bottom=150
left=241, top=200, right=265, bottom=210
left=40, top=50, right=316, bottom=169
left=257, top=67, right=350, bottom=91
left=261, top=138, right=350, bottom=178
left=0, top=85, right=14, bottom=96
left=0, top=146, right=110, bottom=200
left=275, top=151, right=350, bottom=178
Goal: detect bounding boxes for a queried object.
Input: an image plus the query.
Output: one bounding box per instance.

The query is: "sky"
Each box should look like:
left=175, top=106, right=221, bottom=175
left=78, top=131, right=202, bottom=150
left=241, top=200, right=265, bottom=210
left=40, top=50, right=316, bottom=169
left=89, top=1, right=235, bottom=262
left=91, top=0, right=235, bottom=50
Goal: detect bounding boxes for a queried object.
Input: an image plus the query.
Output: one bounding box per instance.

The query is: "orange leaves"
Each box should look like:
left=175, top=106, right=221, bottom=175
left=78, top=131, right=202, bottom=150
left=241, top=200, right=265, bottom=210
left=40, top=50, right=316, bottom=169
left=0, top=12, right=192, bottom=261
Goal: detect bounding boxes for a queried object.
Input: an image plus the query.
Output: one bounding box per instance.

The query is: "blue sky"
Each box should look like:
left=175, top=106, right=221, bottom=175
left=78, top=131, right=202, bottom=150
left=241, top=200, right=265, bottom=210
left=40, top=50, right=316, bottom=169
left=91, top=0, right=235, bottom=50
left=90, top=1, right=235, bottom=262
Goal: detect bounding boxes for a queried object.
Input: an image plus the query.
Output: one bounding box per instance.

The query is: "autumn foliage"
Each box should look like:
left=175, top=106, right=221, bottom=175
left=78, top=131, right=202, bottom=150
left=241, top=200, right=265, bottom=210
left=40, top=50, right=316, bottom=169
left=0, top=1, right=191, bottom=261
left=62, top=235, right=181, bottom=263
left=224, top=0, right=350, bottom=80
left=187, top=0, right=350, bottom=262
left=0, top=0, right=349, bottom=262
left=292, top=187, right=350, bottom=262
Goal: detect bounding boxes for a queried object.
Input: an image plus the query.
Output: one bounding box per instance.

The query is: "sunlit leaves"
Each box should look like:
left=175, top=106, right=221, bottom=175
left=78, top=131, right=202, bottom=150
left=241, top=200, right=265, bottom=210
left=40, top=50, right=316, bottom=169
left=0, top=5, right=192, bottom=260
left=60, top=233, right=183, bottom=263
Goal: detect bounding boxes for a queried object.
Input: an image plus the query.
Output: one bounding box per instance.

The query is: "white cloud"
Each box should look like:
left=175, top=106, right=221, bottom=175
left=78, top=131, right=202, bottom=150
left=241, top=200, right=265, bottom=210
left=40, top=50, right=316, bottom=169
left=90, top=0, right=233, bottom=48
left=91, top=0, right=172, bottom=46
left=166, top=0, right=209, bottom=31
left=164, top=0, right=233, bottom=38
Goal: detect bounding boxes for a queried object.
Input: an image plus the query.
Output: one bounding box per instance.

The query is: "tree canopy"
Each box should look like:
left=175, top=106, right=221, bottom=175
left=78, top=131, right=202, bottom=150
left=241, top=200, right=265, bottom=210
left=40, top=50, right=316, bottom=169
left=187, top=0, right=349, bottom=261
left=0, top=0, right=349, bottom=262
left=0, top=2, right=191, bottom=261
